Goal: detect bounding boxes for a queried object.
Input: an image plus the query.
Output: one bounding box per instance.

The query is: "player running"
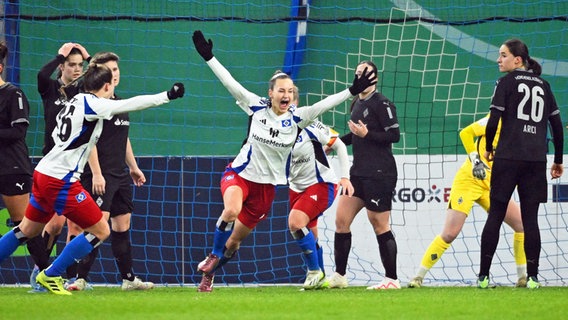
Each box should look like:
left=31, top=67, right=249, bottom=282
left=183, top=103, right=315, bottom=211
left=0, top=62, right=184, bottom=295
left=287, top=87, right=353, bottom=290
left=191, top=30, right=375, bottom=292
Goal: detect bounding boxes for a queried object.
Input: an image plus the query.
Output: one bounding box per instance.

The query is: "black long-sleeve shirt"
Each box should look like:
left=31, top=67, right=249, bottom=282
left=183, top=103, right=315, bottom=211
left=341, top=92, right=400, bottom=178
left=0, top=83, right=32, bottom=176
left=37, top=54, right=83, bottom=155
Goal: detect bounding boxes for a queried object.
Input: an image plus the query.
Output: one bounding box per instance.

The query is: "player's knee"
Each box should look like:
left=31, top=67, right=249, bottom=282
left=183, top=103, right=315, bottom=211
left=221, top=207, right=240, bottom=220
left=84, top=232, right=105, bottom=248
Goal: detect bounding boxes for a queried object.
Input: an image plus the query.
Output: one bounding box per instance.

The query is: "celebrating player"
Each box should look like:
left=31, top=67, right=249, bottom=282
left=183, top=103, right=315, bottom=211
left=0, top=62, right=184, bottom=295
left=66, top=52, right=154, bottom=291
left=287, top=86, right=354, bottom=290
left=191, top=30, right=376, bottom=292
left=28, top=42, right=91, bottom=290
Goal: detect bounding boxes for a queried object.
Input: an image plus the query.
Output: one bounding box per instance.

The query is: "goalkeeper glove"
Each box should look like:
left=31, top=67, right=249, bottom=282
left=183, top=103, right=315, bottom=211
left=469, top=152, right=490, bottom=180
left=192, top=30, right=214, bottom=61
left=167, top=83, right=185, bottom=100
left=349, top=67, right=378, bottom=96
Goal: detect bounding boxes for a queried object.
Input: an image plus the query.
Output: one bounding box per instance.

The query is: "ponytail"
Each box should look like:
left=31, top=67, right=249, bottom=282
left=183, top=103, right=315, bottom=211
left=526, top=57, right=542, bottom=76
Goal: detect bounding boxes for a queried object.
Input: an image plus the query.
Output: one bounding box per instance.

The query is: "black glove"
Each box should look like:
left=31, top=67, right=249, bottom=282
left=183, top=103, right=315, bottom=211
left=192, top=30, right=214, bottom=61
left=348, top=67, right=378, bottom=96
left=469, top=152, right=490, bottom=180
left=167, top=83, right=185, bottom=100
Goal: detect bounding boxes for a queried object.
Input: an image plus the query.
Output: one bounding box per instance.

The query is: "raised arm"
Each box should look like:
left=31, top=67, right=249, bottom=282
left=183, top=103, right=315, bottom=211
left=193, top=30, right=257, bottom=114
left=107, top=83, right=184, bottom=116
left=297, top=67, right=377, bottom=123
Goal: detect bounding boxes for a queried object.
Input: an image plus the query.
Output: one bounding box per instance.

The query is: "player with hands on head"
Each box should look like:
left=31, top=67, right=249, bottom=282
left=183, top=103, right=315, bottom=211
left=478, top=38, right=563, bottom=289
left=0, top=61, right=184, bottom=295
left=408, top=114, right=527, bottom=288
left=191, top=30, right=375, bottom=292
left=327, top=60, right=401, bottom=290
left=287, top=86, right=354, bottom=290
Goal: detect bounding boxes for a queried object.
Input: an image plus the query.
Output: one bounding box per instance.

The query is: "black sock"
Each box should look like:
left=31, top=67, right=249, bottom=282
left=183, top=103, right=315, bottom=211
left=111, top=230, right=134, bottom=281
left=27, top=232, right=50, bottom=270
left=334, top=232, right=351, bottom=275
left=76, top=246, right=99, bottom=280
left=377, top=231, right=398, bottom=280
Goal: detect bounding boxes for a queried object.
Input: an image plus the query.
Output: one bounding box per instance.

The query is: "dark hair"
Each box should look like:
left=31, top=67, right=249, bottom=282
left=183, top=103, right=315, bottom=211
left=67, top=47, right=83, bottom=61
left=349, top=60, right=378, bottom=111
left=503, top=38, right=542, bottom=76
left=268, top=70, right=291, bottom=90
left=357, top=60, right=378, bottom=76
left=83, top=63, right=112, bottom=92
left=91, top=51, right=120, bottom=64
left=57, top=47, right=85, bottom=79
left=0, top=42, right=7, bottom=65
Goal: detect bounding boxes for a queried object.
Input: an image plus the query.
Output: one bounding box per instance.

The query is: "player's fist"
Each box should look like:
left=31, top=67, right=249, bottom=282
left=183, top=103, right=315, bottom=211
left=167, top=83, right=185, bottom=100
left=192, top=30, right=214, bottom=61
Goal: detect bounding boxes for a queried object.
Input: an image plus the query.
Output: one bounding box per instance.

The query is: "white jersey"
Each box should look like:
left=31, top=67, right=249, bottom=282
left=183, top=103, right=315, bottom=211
left=207, top=57, right=353, bottom=185
left=289, top=120, right=340, bottom=192
left=35, top=92, right=169, bottom=182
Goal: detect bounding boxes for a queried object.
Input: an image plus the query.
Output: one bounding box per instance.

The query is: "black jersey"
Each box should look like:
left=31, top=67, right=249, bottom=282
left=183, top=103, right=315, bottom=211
left=0, top=83, right=32, bottom=176
left=489, top=70, right=561, bottom=162
left=37, top=54, right=83, bottom=155
left=83, top=95, right=130, bottom=178
left=342, top=91, right=400, bottom=178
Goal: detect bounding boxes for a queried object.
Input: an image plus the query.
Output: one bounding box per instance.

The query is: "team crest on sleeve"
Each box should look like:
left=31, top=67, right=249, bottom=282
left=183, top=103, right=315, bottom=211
left=75, top=191, right=87, bottom=203
left=281, top=119, right=291, bottom=127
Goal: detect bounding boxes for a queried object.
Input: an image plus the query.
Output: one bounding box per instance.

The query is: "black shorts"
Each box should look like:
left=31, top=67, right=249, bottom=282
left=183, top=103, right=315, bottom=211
left=351, top=175, right=396, bottom=212
left=81, top=174, right=134, bottom=217
left=0, top=174, right=32, bottom=195
left=490, top=158, right=547, bottom=204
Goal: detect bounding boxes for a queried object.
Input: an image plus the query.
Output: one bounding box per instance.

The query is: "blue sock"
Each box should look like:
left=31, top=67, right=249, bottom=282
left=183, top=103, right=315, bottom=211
left=296, top=230, right=319, bottom=271
left=316, top=242, right=325, bottom=275
left=45, top=233, right=94, bottom=277
left=212, top=226, right=232, bottom=257
left=0, top=230, right=22, bottom=262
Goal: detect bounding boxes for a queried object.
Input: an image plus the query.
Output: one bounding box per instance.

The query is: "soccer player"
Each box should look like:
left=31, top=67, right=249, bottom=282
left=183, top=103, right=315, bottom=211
left=327, top=60, right=401, bottom=290
left=478, top=38, right=563, bottom=289
left=0, top=62, right=185, bottom=295
left=65, top=52, right=153, bottom=291
left=287, top=87, right=354, bottom=290
left=0, top=42, right=33, bottom=253
left=27, top=42, right=91, bottom=289
left=408, top=114, right=527, bottom=288
left=191, top=30, right=376, bottom=292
